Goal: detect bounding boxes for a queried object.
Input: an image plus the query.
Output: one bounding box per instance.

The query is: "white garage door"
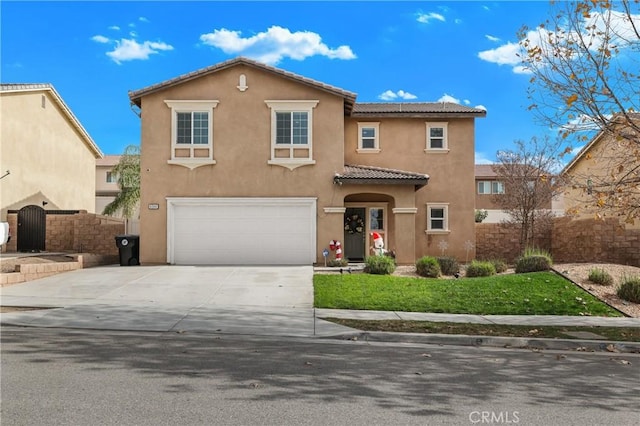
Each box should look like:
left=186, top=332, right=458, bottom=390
left=167, top=198, right=317, bottom=265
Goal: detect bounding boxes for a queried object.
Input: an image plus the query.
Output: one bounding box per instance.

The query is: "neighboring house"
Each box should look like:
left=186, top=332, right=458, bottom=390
left=475, top=164, right=508, bottom=223
left=96, top=155, right=140, bottom=234
left=128, top=57, right=486, bottom=265
left=0, top=83, right=103, bottom=220
left=475, top=164, right=562, bottom=224
left=561, top=113, right=639, bottom=228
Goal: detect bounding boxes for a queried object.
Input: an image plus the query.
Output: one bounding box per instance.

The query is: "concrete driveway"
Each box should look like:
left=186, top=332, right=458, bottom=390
left=0, top=265, right=352, bottom=337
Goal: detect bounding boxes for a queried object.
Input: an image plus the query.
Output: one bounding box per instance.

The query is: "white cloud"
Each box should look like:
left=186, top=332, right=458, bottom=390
left=485, top=34, right=500, bottom=42
left=454, top=18, right=463, bottom=25
left=475, top=152, right=494, bottom=164
left=475, top=105, right=487, bottom=111
left=199, top=26, right=356, bottom=65
left=479, top=6, right=640, bottom=74
left=91, top=35, right=110, bottom=44
left=478, top=40, right=521, bottom=66
left=129, top=31, right=138, bottom=38
left=108, top=25, right=120, bottom=31
left=463, top=99, right=471, bottom=105
left=437, top=93, right=460, bottom=104
left=106, top=39, right=174, bottom=64
left=139, top=17, right=149, bottom=23
left=416, top=12, right=445, bottom=24
left=378, top=90, right=417, bottom=101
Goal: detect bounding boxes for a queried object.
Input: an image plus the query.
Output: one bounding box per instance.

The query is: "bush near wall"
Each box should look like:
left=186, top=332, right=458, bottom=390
left=475, top=222, right=551, bottom=263
left=476, top=217, right=640, bottom=267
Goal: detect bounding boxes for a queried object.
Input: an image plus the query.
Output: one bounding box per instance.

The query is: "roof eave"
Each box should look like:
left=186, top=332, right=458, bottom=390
left=333, top=176, right=429, bottom=190
left=350, top=112, right=486, bottom=118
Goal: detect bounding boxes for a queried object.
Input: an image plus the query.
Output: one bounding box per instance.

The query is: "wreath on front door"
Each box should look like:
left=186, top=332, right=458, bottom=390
left=344, top=214, right=365, bottom=234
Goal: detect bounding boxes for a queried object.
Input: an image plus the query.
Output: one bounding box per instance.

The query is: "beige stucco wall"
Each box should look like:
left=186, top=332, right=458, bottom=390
left=563, top=134, right=640, bottom=229
left=344, top=117, right=477, bottom=260
left=0, top=90, right=97, bottom=219
left=138, top=64, right=347, bottom=264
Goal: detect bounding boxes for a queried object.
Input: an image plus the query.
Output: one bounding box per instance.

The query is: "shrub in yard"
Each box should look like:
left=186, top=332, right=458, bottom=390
left=489, top=259, right=508, bottom=274
left=437, top=256, right=459, bottom=276
left=588, top=268, right=614, bottom=286
left=364, top=255, right=396, bottom=275
left=522, top=247, right=553, bottom=263
left=617, top=275, right=640, bottom=304
left=515, top=255, right=552, bottom=273
left=328, top=258, right=349, bottom=267
left=465, top=260, right=496, bottom=277
left=416, top=256, right=441, bottom=278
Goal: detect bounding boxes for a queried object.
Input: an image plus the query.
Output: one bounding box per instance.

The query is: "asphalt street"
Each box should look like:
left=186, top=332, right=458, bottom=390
left=2, top=326, right=639, bottom=426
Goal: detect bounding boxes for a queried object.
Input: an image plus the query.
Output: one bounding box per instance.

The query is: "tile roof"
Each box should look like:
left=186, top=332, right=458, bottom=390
left=129, top=56, right=358, bottom=113
left=96, top=155, right=122, bottom=166
left=0, top=83, right=103, bottom=158
left=334, top=165, right=429, bottom=189
left=475, top=164, right=497, bottom=178
left=352, top=102, right=487, bottom=117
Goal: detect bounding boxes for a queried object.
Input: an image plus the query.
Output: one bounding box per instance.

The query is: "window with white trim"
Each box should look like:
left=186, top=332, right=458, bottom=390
left=165, top=100, right=219, bottom=168
left=106, top=171, right=118, bottom=183
left=357, top=122, right=380, bottom=152
left=426, top=203, right=449, bottom=232
left=265, top=100, right=318, bottom=170
left=478, top=181, right=504, bottom=194
left=425, top=122, right=448, bottom=151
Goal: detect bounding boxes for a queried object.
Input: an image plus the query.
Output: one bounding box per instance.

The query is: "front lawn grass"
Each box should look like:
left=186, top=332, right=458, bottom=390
left=314, top=272, right=623, bottom=317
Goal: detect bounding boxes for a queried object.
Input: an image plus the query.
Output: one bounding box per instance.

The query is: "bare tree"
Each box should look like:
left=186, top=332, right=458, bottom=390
left=493, top=138, right=563, bottom=248
left=519, top=0, right=640, bottom=221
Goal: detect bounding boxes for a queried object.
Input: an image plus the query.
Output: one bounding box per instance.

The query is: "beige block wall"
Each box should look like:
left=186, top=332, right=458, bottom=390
left=138, top=64, right=346, bottom=264
left=0, top=91, right=97, bottom=219
left=5, top=211, right=124, bottom=256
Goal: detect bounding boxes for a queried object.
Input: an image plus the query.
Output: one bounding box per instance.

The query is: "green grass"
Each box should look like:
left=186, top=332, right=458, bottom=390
left=314, top=272, right=623, bottom=317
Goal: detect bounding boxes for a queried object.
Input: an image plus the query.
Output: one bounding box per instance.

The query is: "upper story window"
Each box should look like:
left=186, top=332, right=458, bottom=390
left=106, top=171, right=118, bottom=183
left=357, top=122, right=380, bottom=153
left=426, top=203, right=450, bottom=234
left=425, top=122, right=448, bottom=152
left=478, top=181, right=504, bottom=194
left=265, top=100, right=318, bottom=170
left=164, top=100, right=219, bottom=169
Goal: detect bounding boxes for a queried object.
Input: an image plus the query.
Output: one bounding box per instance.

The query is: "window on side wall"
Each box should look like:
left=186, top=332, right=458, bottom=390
left=425, top=122, right=448, bottom=152
left=164, top=100, right=219, bottom=168
left=426, top=203, right=449, bottom=233
left=265, top=100, right=318, bottom=170
left=106, top=171, right=118, bottom=183
left=357, top=122, right=380, bottom=153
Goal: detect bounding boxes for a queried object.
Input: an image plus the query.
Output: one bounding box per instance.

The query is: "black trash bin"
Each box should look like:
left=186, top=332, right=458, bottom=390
left=115, top=235, right=140, bottom=266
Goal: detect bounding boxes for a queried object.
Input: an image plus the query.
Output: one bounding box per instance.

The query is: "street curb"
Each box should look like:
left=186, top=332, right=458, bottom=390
left=319, top=331, right=640, bottom=353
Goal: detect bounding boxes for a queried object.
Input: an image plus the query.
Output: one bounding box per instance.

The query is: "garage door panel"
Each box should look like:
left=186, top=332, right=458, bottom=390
left=168, top=198, right=316, bottom=265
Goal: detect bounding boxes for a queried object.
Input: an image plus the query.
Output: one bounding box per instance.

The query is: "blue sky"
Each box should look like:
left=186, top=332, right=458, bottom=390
left=3, top=1, right=566, bottom=161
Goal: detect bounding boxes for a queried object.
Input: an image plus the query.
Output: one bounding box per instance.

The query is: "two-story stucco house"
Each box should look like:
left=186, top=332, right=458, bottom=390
left=128, top=57, right=485, bottom=265
left=0, top=83, right=103, bottom=219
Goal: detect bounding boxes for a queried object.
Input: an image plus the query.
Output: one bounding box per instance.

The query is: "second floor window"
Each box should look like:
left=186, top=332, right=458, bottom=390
left=177, top=112, right=209, bottom=145
left=478, top=181, right=505, bottom=194
left=266, top=100, right=318, bottom=170
left=106, top=171, right=118, bottom=183
left=426, top=122, right=448, bottom=151
left=358, top=122, right=380, bottom=152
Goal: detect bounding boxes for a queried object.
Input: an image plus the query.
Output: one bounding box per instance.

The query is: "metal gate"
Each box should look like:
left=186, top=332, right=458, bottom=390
left=17, top=205, right=46, bottom=252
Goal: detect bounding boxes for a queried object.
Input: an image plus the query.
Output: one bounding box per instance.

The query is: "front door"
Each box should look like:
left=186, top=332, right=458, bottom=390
left=344, top=207, right=366, bottom=261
